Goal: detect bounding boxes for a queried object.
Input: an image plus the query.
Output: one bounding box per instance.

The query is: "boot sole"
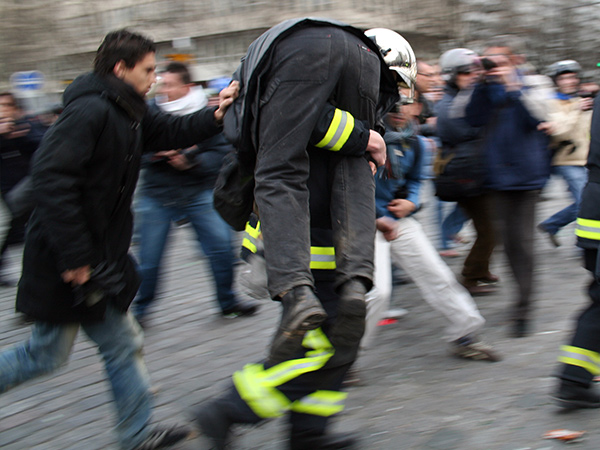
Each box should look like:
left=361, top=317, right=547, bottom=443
left=330, top=299, right=366, bottom=347
left=269, top=307, right=327, bottom=364
left=551, top=395, right=600, bottom=409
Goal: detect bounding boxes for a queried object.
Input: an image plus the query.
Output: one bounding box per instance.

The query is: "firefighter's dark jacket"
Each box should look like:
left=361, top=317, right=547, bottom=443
left=577, top=96, right=600, bottom=249
left=223, top=17, right=399, bottom=165
left=17, top=72, right=222, bottom=323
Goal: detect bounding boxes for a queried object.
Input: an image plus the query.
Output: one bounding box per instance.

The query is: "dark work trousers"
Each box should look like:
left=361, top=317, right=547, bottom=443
left=458, top=194, right=496, bottom=284
left=491, top=190, right=539, bottom=321
left=210, top=278, right=359, bottom=438
left=559, top=248, right=600, bottom=386
left=253, top=26, right=380, bottom=297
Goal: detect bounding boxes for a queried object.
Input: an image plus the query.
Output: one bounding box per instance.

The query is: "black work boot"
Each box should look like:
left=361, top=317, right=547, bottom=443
left=269, top=285, right=327, bottom=364
left=552, top=380, right=600, bottom=409
left=329, top=279, right=367, bottom=348
left=192, top=400, right=233, bottom=450
left=290, top=431, right=359, bottom=450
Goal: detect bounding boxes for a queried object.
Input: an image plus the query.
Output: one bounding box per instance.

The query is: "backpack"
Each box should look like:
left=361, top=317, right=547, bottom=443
left=432, top=138, right=485, bottom=202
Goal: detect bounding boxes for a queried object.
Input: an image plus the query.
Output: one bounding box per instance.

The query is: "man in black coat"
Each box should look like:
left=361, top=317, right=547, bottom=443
left=0, top=29, right=238, bottom=450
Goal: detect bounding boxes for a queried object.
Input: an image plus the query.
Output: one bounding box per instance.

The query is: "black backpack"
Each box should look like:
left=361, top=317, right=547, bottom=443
left=433, top=139, right=486, bottom=202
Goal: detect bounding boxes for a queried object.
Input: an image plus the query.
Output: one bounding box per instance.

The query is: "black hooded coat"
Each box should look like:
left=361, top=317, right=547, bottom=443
left=16, top=72, right=221, bottom=323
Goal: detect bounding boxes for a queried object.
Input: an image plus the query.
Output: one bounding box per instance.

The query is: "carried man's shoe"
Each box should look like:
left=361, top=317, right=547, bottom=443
left=269, top=285, right=327, bottom=364
left=329, top=279, right=367, bottom=348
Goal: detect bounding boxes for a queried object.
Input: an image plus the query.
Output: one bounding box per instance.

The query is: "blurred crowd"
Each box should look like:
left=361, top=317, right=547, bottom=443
left=1, top=24, right=599, bottom=449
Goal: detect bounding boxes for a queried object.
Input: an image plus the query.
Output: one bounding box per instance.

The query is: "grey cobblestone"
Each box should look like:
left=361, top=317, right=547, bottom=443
left=0, top=178, right=598, bottom=449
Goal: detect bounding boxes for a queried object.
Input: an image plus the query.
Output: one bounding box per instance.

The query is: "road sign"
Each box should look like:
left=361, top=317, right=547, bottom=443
left=10, top=71, right=45, bottom=91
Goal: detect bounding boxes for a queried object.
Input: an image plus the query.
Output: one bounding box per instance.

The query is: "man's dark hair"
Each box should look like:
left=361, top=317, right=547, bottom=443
left=0, top=92, right=21, bottom=110
left=163, top=62, right=192, bottom=85
left=93, top=29, right=156, bottom=76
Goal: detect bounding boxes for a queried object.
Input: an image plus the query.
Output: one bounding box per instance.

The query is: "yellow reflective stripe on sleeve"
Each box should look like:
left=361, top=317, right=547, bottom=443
left=575, top=217, right=600, bottom=241
left=242, top=221, right=261, bottom=254
left=558, top=345, right=600, bottom=375
left=233, top=363, right=292, bottom=418
left=242, top=238, right=257, bottom=254
left=232, top=328, right=334, bottom=419
left=291, top=390, right=348, bottom=416
left=310, top=246, right=336, bottom=270
left=315, top=109, right=355, bottom=152
left=245, top=221, right=261, bottom=238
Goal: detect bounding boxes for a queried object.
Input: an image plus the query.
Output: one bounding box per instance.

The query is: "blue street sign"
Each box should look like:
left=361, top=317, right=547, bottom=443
left=10, top=71, right=45, bottom=91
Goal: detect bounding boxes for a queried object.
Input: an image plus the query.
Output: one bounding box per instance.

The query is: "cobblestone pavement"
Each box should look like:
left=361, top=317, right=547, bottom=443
left=1, top=179, right=598, bottom=450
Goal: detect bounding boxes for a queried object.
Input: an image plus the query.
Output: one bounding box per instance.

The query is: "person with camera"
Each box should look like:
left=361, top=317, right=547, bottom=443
left=465, top=40, right=552, bottom=338
left=537, top=60, right=593, bottom=247
left=435, top=48, right=499, bottom=297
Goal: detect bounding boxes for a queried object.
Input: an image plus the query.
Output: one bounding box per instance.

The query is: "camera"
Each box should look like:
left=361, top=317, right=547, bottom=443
left=579, top=90, right=596, bottom=99
left=480, top=57, right=497, bottom=71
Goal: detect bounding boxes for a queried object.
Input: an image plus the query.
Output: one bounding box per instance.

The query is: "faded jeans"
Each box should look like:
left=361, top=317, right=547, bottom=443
left=0, top=306, right=153, bottom=450
left=540, top=165, right=587, bottom=235
left=134, top=189, right=237, bottom=317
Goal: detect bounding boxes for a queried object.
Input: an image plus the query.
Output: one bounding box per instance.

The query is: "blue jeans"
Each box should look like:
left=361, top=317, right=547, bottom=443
left=540, top=165, right=587, bottom=235
left=134, top=189, right=237, bottom=317
left=436, top=199, right=468, bottom=250
left=0, top=306, right=153, bottom=450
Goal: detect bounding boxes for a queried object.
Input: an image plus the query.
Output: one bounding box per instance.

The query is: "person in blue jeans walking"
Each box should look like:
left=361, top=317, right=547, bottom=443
left=132, top=62, right=258, bottom=323
left=0, top=30, right=239, bottom=450
left=538, top=60, right=593, bottom=247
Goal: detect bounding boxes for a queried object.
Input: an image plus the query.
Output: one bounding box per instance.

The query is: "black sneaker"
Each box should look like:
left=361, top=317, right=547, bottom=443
left=552, top=380, right=600, bottom=409
left=222, top=299, right=260, bottom=318
left=135, top=424, right=191, bottom=450
left=192, top=401, right=232, bottom=450
left=269, top=285, right=327, bottom=364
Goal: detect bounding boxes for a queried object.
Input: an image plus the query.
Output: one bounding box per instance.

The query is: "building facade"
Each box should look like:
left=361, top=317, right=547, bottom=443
left=0, top=0, right=597, bottom=102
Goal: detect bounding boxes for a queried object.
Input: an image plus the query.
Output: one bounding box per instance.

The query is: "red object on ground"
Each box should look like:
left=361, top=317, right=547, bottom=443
left=377, top=318, right=398, bottom=326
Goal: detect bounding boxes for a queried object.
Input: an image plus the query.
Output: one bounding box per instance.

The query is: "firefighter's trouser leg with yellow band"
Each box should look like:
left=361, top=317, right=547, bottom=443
left=227, top=325, right=355, bottom=428
left=558, top=248, right=600, bottom=386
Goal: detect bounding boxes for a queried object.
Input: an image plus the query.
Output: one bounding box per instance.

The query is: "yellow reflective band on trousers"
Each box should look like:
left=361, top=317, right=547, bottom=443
left=233, top=328, right=335, bottom=419
left=242, top=220, right=261, bottom=254
left=575, top=217, right=600, bottom=241
left=315, top=109, right=355, bottom=152
left=310, top=246, right=336, bottom=270
left=291, top=390, right=348, bottom=416
left=558, top=345, right=600, bottom=375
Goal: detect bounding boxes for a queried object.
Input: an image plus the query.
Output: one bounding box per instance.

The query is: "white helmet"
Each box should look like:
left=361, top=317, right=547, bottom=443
left=547, top=60, right=581, bottom=83
left=439, top=48, right=479, bottom=85
left=365, top=28, right=417, bottom=98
